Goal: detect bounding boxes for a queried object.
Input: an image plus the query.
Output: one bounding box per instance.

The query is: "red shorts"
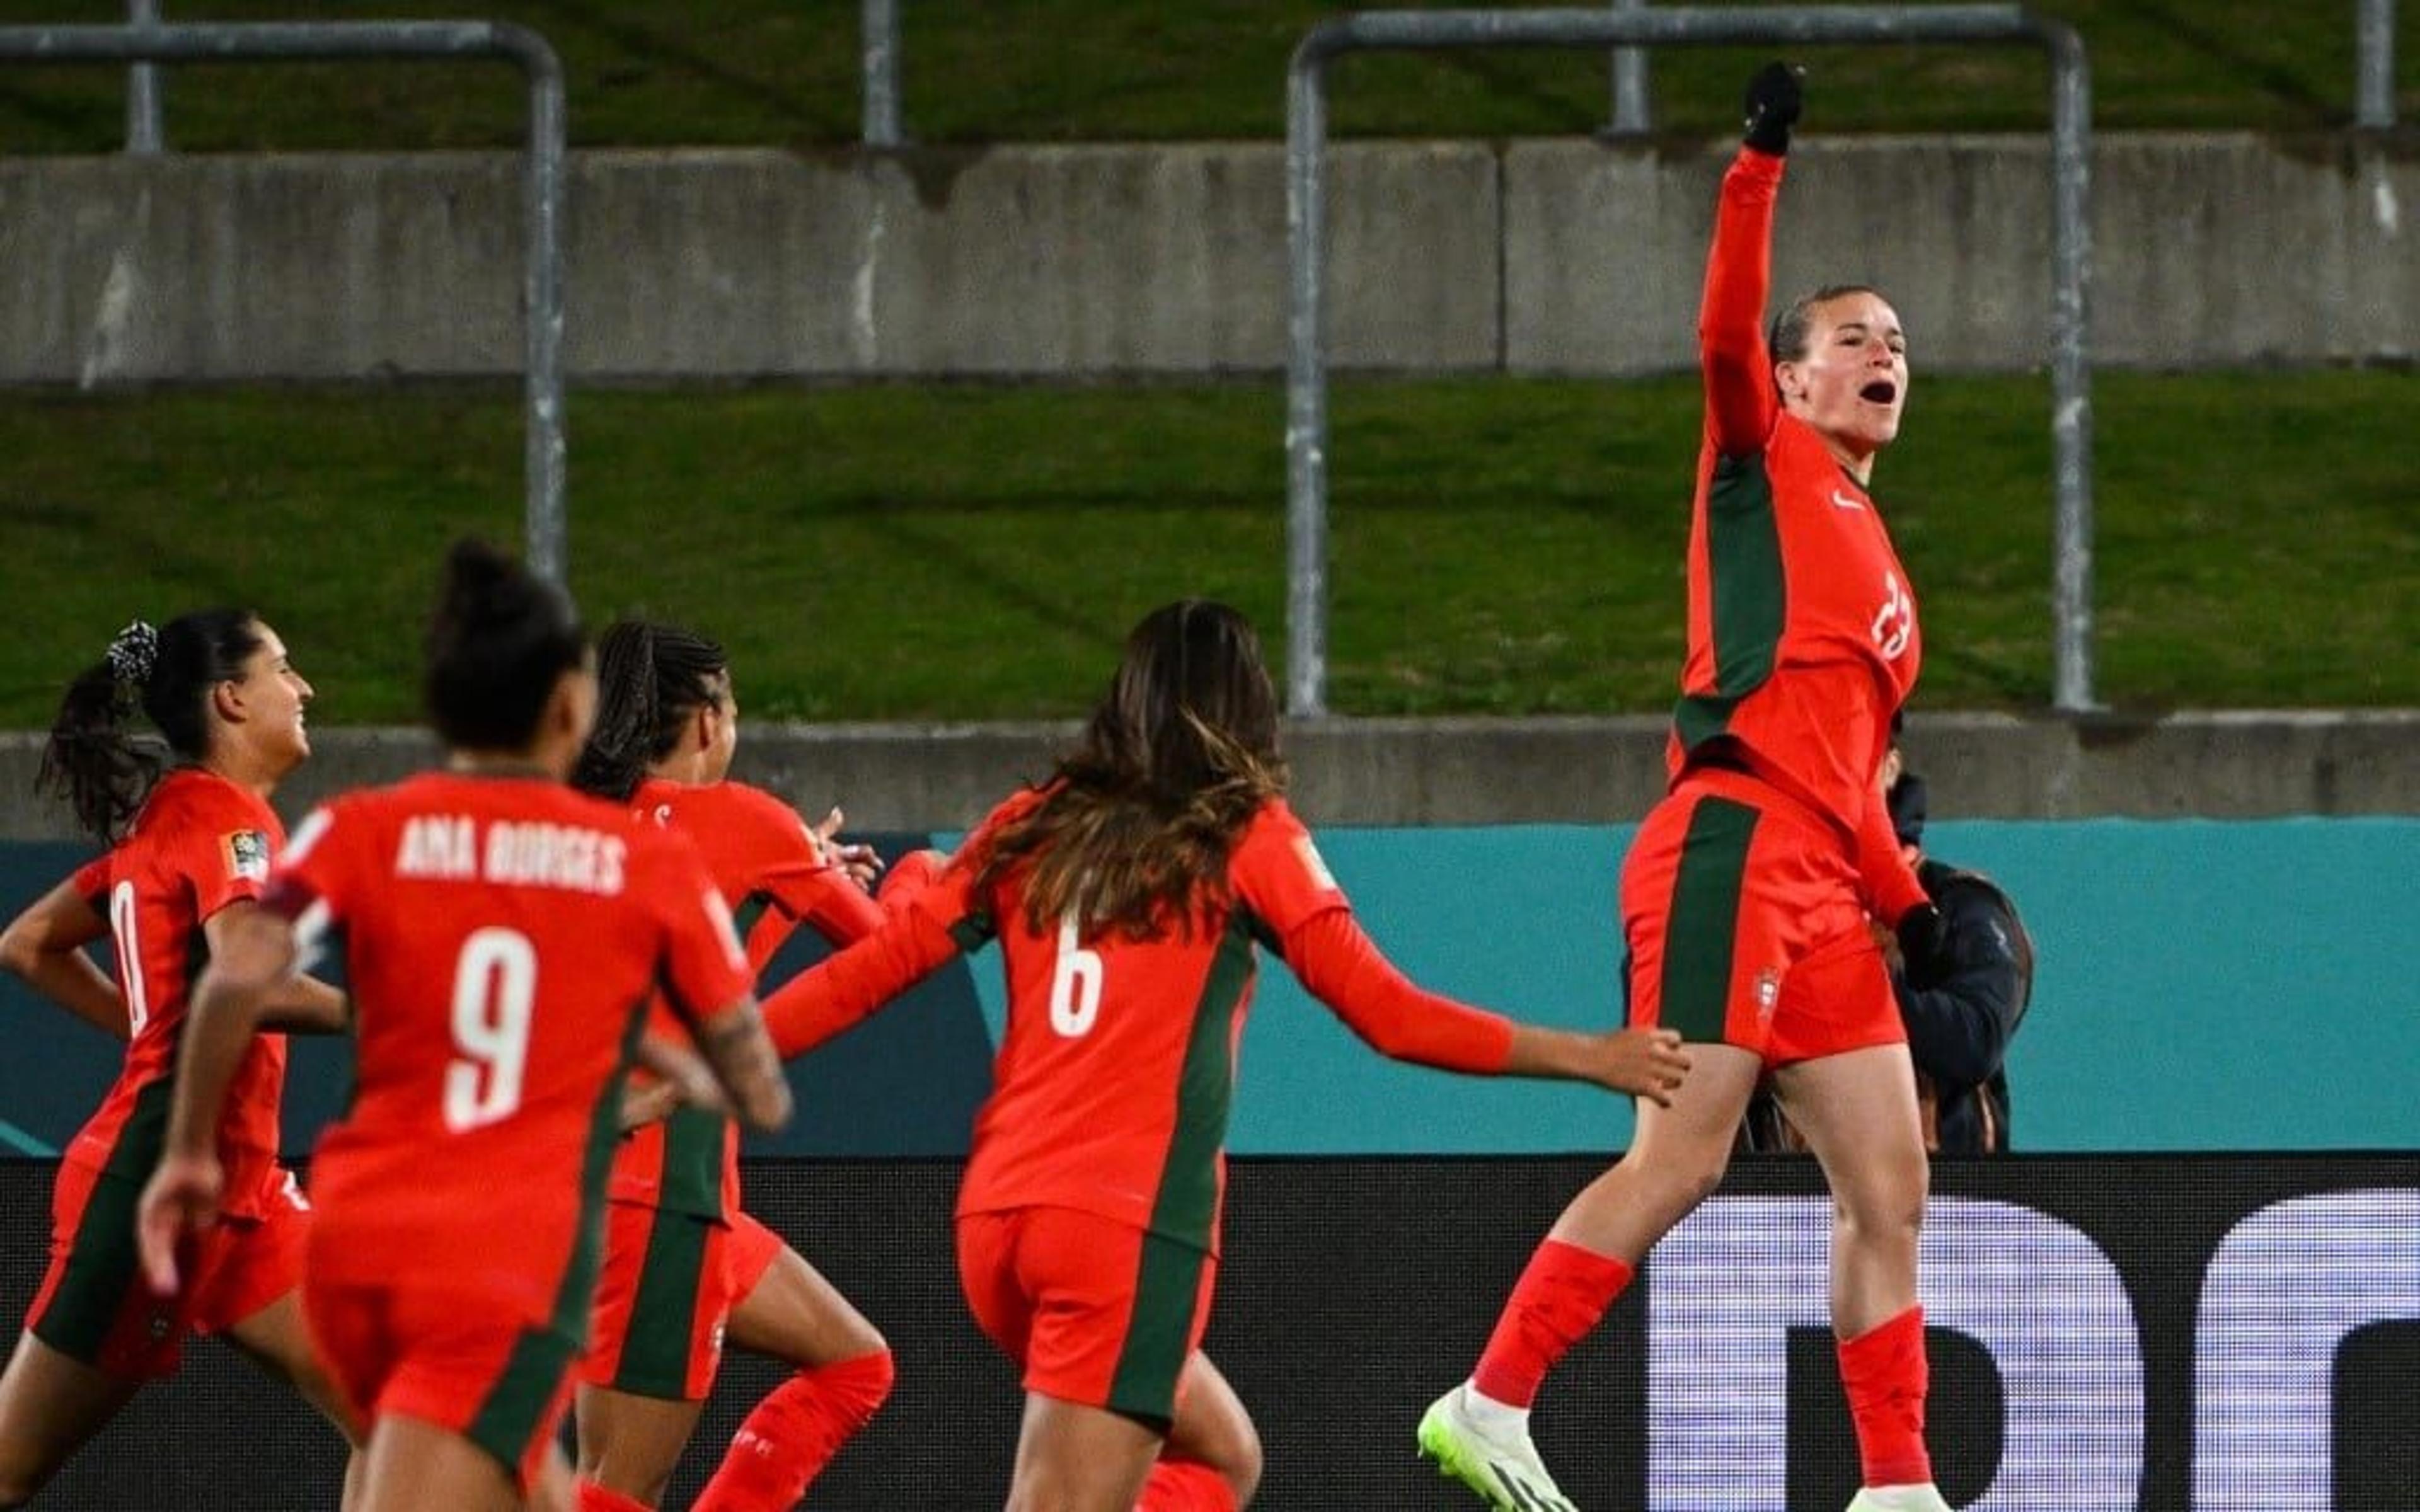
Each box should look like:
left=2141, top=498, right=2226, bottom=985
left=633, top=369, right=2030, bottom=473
left=579, top=1204, right=786, bottom=1400
left=28, top=1159, right=309, bottom=1381
left=304, top=1272, right=579, bottom=1494
left=1620, top=767, right=1903, bottom=1065
left=955, top=1205, right=1215, bottom=1431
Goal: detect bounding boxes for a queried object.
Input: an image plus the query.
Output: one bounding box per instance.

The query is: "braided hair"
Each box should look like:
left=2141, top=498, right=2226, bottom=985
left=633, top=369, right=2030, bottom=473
left=572, top=621, right=730, bottom=803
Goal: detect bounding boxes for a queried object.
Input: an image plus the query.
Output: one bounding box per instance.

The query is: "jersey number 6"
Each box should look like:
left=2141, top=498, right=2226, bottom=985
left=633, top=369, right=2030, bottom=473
left=1049, top=914, right=1104, bottom=1038
left=446, top=927, right=537, bottom=1131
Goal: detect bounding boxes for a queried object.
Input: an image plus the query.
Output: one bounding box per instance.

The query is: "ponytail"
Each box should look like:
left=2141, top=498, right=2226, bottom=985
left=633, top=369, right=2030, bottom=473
left=38, top=612, right=262, bottom=845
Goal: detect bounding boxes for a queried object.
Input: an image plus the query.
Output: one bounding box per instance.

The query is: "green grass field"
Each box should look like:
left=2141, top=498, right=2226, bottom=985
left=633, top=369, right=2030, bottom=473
left=0, top=1, right=2412, bottom=151
left=4, top=371, right=2414, bottom=726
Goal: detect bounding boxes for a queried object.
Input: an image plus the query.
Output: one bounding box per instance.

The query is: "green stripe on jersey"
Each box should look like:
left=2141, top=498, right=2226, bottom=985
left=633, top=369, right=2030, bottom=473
left=611, top=1207, right=713, bottom=1399
left=1675, top=454, right=1786, bottom=753
left=1659, top=796, right=1760, bottom=1045
left=1144, top=913, right=1252, bottom=1252
left=1107, top=1229, right=1208, bottom=1428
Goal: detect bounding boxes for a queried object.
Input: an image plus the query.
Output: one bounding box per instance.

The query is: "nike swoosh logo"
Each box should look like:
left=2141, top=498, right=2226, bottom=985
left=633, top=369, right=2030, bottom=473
left=1830, top=489, right=1867, bottom=511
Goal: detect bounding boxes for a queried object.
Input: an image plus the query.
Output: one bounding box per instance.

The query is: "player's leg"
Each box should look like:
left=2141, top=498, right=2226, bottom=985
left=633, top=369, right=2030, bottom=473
left=1770, top=929, right=1939, bottom=1508
left=1140, top=1351, right=1259, bottom=1510
left=0, top=1333, right=139, bottom=1506
left=572, top=1200, right=727, bottom=1508
left=688, top=1220, right=891, bottom=1512
left=353, top=1416, right=524, bottom=1512
left=1422, top=786, right=1773, bottom=1510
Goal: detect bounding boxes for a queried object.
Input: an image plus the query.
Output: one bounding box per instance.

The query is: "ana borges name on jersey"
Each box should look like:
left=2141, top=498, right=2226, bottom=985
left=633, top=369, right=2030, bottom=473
left=391, top=815, right=628, bottom=895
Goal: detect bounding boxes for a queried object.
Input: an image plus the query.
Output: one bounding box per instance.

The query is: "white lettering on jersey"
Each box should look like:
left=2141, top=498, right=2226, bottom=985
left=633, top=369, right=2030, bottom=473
left=1870, top=570, right=1915, bottom=661
left=395, top=815, right=479, bottom=879
left=478, top=822, right=628, bottom=896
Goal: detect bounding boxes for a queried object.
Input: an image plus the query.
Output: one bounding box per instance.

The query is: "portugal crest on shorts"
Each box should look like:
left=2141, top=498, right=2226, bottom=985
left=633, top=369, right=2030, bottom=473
left=1753, top=967, right=1783, bottom=1024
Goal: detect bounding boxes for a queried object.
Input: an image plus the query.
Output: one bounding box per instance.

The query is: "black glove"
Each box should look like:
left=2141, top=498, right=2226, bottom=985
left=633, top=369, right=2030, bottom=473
left=1895, top=901, right=1950, bottom=990
left=1743, top=61, right=1804, bottom=156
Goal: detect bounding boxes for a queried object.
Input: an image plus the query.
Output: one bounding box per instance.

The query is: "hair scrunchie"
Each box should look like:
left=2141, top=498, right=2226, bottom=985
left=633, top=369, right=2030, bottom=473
left=105, top=619, right=160, bottom=688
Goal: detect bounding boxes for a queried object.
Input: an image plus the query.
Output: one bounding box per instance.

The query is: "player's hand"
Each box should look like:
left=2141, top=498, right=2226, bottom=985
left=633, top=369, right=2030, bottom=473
left=630, top=1034, right=732, bottom=1125
left=1592, top=1026, right=1693, bottom=1106
left=1743, top=60, right=1804, bottom=156
left=811, top=806, right=884, bottom=891
left=1895, top=902, right=1952, bottom=990
left=135, top=1152, right=224, bottom=1297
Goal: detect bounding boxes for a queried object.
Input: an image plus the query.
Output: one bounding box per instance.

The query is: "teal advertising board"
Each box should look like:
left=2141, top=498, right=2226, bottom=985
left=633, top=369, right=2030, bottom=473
left=3, top=821, right=2414, bottom=1156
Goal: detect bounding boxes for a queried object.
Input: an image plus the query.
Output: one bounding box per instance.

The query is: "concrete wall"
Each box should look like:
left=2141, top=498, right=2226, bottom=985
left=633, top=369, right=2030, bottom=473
left=4, top=134, right=2414, bottom=382
left=5, top=711, right=2417, bottom=839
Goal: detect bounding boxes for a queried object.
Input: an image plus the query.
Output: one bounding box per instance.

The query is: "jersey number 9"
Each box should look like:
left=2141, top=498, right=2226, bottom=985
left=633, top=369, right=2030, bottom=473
left=446, top=927, right=537, bottom=1131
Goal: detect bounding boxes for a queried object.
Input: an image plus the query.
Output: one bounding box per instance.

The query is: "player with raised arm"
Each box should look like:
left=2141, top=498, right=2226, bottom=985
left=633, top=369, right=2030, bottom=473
left=135, top=542, right=792, bottom=1512
left=568, top=621, right=893, bottom=1512
left=757, top=599, right=1691, bottom=1511
left=1417, top=64, right=1957, bottom=1512
left=0, top=610, right=362, bottom=1504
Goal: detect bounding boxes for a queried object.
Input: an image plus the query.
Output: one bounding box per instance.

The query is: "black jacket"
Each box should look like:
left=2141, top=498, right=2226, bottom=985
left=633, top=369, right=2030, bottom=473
left=1898, top=857, right=2033, bottom=1153
left=1736, top=854, right=2032, bottom=1155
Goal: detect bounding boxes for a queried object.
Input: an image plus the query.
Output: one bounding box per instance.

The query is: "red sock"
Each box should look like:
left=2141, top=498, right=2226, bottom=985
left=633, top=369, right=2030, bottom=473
left=689, top=1349, right=896, bottom=1512
left=1135, top=1457, right=1239, bottom=1511
left=575, top=1481, right=654, bottom=1512
left=1470, top=1239, right=1634, bottom=1409
left=1837, top=1305, right=1933, bottom=1487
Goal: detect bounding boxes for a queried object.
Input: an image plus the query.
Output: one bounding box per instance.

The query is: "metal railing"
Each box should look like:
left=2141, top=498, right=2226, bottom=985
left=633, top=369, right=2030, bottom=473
left=1286, top=6, right=2099, bottom=714
left=863, top=0, right=903, bottom=147
left=6, top=20, right=572, bottom=584
left=2357, top=0, right=2399, bottom=129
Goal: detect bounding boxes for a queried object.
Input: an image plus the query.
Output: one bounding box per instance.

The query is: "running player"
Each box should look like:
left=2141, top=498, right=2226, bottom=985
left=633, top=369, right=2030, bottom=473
left=568, top=621, right=893, bottom=1512
left=1415, top=64, right=1956, bottom=1512
left=758, top=599, right=1692, bottom=1511
left=0, top=610, right=361, bottom=1504
left=134, top=541, right=793, bottom=1512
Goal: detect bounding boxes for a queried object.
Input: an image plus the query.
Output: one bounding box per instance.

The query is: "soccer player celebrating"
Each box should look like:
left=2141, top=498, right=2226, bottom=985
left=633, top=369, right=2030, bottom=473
left=757, top=598, right=1692, bottom=1511
left=1415, top=64, right=1956, bottom=1512
left=568, top=621, right=893, bottom=1512
left=0, top=609, right=362, bottom=1503
left=135, top=541, right=793, bottom=1512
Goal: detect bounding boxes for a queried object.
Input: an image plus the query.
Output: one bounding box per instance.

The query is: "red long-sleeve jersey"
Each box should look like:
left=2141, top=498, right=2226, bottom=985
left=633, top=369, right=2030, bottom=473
left=761, top=790, right=1513, bottom=1254
left=1672, top=146, right=1927, bottom=924
left=610, top=777, right=885, bottom=1219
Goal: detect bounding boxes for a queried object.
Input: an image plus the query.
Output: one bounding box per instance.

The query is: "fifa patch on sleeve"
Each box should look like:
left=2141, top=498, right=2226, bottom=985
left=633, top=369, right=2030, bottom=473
left=1293, top=835, right=1339, bottom=894
left=222, top=829, right=272, bottom=883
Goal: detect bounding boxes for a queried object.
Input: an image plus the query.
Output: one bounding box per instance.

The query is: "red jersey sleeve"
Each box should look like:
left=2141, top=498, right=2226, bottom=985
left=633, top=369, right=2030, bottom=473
left=1855, top=786, right=1928, bottom=925
left=639, top=828, right=756, bottom=1026
left=1230, top=801, right=1517, bottom=1075
left=182, top=784, right=280, bottom=922
left=263, top=804, right=348, bottom=936
left=70, top=854, right=110, bottom=912
left=1702, top=147, right=1785, bottom=459
left=725, top=784, right=885, bottom=946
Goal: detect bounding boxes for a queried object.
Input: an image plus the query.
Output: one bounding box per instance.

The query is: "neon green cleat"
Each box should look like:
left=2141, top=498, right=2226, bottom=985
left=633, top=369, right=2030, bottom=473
left=1416, top=1384, right=1579, bottom=1511
left=1846, top=1486, right=1957, bottom=1511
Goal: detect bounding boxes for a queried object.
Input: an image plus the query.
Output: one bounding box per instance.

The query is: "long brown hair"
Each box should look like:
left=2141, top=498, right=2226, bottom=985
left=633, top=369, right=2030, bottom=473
left=975, top=600, right=1287, bottom=941
left=39, top=610, right=264, bottom=845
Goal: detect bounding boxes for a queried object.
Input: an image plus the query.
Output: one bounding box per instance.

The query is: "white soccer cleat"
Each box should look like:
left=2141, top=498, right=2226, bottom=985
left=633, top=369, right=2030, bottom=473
left=1847, top=1485, right=1957, bottom=1511
left=1415, top=1383, right=1579, bottom=1511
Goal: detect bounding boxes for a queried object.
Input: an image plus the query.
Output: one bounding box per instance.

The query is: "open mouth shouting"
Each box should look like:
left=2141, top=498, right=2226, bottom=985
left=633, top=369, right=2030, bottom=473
left=1860, top=378, right=1899, bottom=405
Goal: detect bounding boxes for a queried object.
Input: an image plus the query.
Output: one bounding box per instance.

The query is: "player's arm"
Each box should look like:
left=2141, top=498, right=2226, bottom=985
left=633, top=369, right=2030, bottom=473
left=1279, top=911, right=1691, bottom=1104
left=0, top=877, right=127, bottom=1040
left=683, top=996, right=792, bottom=1133
left=136, top=902, right=299, bottom=1293
left=758, top=902, right=966, bottom=1058
left=1702, top=66, right=1798, bottom=457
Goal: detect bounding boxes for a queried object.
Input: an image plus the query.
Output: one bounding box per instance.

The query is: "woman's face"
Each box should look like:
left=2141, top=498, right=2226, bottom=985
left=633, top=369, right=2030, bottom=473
left=700, top=673, right=740, bottom=783
left=1776, top=290, right=1908, bottom=466
left=226, top=622, right=314, bottom=773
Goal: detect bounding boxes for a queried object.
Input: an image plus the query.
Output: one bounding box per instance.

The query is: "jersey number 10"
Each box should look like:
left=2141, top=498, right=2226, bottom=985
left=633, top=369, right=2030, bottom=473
left=446, top=927, right=536, bottom=1131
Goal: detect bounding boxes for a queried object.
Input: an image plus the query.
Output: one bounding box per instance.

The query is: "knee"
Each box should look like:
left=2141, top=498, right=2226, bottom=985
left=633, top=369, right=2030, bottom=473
left=1220, top=1419, right=1264, bottom=1506
left=1833, top=1169, right=1927, bottom=1246
left=818, top=1347, right=894, bottom=1431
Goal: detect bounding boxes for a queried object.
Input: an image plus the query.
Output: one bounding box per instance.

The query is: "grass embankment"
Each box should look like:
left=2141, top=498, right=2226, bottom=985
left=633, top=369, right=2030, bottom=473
left=3, top=370, right=2414, bottom=725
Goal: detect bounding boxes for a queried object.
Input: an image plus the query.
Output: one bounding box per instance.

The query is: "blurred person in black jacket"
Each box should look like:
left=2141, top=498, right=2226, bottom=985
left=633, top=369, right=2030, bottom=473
left=1742, top=732, right=2034, bottom=1155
